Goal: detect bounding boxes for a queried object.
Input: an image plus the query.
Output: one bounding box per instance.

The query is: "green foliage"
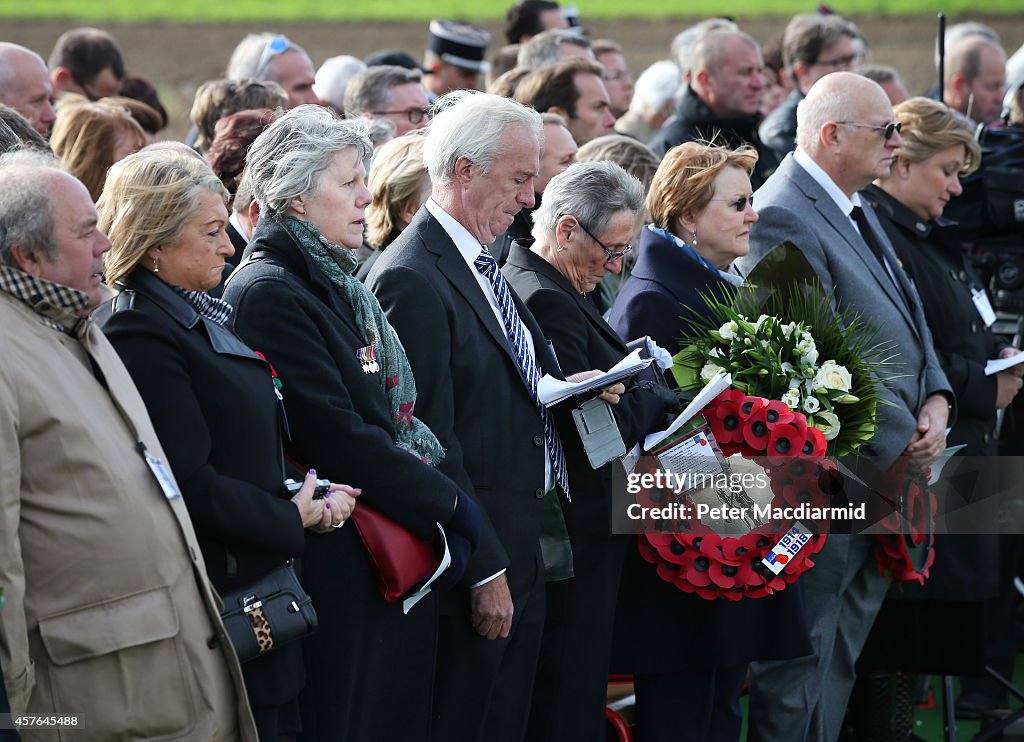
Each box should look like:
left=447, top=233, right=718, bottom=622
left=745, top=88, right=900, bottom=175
left=670, top=243, right=900, bottom=456
left=0, top=0, right=1018, bottom=22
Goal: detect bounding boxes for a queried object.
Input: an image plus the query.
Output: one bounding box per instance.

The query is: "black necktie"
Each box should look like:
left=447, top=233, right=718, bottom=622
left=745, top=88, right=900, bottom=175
left=850, top=205, right=916, bottom=313
left=850, top=206, right=887, bottom=270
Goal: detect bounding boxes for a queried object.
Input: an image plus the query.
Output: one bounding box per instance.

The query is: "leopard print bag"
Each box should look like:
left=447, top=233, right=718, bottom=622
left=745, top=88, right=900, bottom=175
left=220, top=562, right=319, bottom=663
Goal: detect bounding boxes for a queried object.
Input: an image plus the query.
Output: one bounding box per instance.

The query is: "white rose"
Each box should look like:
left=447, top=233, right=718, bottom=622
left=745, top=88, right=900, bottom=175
left=781, top=389, right=801, bottom=409
left=701, top=362, right=724, bottom=382
left=815, top=360, right=852, bottom=392
left=802, top=395, right=821, bottom=414
left=813, top=411, right=841, bottom=440
left=718, top=321, right=737, bottom=340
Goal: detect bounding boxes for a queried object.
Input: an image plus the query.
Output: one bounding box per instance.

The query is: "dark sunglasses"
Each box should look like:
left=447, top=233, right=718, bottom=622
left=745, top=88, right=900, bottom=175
left=711, top=195, right=754, bottom=212
left=577, top=221, right=633, bottom=261
left=838, top=121, right=903, bottom=140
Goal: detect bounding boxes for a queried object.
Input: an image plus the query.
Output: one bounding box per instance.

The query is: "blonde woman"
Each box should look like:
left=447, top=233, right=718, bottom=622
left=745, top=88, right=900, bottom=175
left=358, top=129, right=430, bottom=279
left=50, top=96, right=145, bottom=200
left=96, top=150, right=358, bottom=739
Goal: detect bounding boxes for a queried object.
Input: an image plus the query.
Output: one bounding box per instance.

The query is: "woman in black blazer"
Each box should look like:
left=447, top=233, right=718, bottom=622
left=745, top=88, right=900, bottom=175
left=96, top=151, right=358, bottom=740
left=503, top=161, right=677, bottom=741
left=221, top=106, right=481, bottom=742
left=607, top=142, right=811, bottom=742
left=856, top=97, right=1022, bottom=731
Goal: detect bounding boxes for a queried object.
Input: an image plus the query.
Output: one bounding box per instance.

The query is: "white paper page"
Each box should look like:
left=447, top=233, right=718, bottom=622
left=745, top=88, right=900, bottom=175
left=643, top=372, right=732, bottom=451
left=537, top=348, right=653, bottom=406
left=402, top=522, right=453, bottom=615
left=985, top=353, right=1024, bottom=376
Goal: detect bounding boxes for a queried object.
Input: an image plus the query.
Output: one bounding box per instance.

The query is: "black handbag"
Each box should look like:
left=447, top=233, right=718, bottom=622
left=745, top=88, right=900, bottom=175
left=219, top=562, right=318, bottom=664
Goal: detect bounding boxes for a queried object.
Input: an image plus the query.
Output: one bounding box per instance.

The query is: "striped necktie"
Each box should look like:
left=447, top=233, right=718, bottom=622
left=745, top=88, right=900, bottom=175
left=474, top=246, right=570, bottom=498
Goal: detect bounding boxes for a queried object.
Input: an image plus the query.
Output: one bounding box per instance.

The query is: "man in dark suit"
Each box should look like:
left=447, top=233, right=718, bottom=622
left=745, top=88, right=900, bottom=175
left=734, top=71, right=953, bottom=742
left=366, top=92, right=562, bottom=742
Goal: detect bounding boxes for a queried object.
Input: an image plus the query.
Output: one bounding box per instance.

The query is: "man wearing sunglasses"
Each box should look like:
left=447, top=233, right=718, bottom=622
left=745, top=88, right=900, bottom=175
left=344, top=65, right=431, bottom=138
left=735, top=71, right=953, bottom=742
left=227, top=33, right=319, bottom=108
left=47, top=27, right=124, bottom=103
left=760, top=13, right=862, bottom=159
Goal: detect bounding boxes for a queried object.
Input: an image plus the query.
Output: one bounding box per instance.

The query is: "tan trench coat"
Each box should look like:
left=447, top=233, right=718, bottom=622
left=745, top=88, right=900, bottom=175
left=0, top=290, right=257, bottom=741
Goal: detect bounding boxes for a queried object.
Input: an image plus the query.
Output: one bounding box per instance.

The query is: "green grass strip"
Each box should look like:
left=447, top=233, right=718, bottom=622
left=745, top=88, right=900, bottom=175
left=1, top=0, right=1020, bottom=22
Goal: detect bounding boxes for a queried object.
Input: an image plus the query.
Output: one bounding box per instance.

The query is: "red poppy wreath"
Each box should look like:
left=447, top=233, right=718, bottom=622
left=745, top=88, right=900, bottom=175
left=636, top=389, right=832, bottom=601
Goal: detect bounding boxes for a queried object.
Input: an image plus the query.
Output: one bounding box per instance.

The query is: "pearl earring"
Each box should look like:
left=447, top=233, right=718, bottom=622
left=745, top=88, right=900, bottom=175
left=153, top=256, right=159, bottom=274
left=690, top=229, right=698, bottom=247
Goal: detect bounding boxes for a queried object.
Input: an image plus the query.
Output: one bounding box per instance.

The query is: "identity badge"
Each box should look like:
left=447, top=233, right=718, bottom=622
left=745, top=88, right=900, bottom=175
left=144, top=450, right=182, bottom=500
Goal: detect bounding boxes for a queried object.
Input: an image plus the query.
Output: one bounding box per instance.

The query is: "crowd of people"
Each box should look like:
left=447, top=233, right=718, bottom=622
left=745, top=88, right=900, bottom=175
left=1, top=4, right=1024, bottom=741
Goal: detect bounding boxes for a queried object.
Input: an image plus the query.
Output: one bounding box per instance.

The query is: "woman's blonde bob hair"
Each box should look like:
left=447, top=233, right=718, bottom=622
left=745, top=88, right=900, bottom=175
left=646, top=141, right=758, bottom=235
left=366, top=129, right=429, bottom=249
left=892, top=96, right=981, bottom=176
left=99, top=150, right=228, bottom=286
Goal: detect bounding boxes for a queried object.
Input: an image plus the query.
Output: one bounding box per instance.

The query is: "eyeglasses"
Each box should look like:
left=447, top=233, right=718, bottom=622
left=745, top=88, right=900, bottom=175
left=813, top=52, right=860, bottom=69
left=711, top=195, right=754, bottom=212
left=253, top=35, right=291, bottom=79
left=369, top=107, right=432, bottom=125
left=838, top=121, right=902, bottom=140
left=577, top=221, right=633, bottom=262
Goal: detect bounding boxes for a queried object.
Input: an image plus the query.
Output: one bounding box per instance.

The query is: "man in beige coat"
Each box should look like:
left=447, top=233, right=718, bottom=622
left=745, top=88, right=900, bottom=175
left=0, top=151, right=257, bottom=740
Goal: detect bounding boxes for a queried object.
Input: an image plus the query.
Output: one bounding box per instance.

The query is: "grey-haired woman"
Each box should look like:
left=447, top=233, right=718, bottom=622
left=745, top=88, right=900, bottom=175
left=223, top=105, right=481, bottom=741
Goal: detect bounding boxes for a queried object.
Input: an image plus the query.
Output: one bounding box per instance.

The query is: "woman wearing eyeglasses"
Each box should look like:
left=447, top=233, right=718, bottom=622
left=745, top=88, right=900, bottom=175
left=608, top=142, right=813, bottom=742
left=609, top=141, right=758, bottom=357
left=502, top=161, right=680, bottom=741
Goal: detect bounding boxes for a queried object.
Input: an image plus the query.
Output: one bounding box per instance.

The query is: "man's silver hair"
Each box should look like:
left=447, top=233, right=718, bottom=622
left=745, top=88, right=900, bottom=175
left=670, top=18, right=738, bottom=76
left=423, top=91, right=542, bottom=188
left=245, top=104, right=372, bottom=215
left=517, top=29, right=592, bottom=70
left=344, top=65, right=423, bottom=117
left=0, top=150, right=63, bottom=266
left=532, top=160, right=644, bottom=240
left=628, top=60, right=682, bottom=117
left=314, top=55, right=367, bottom=111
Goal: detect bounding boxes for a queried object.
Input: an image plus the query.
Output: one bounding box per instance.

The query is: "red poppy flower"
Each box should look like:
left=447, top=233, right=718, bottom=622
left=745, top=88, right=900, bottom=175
left=763, top=400, right=796, bottom=428
left=647, top=532, right=691, bottom=565
left=681, top=553, right=714, bottom=587
left=738, top=395, right=768, bottom=421
left=801, top=426, right=827, bottom=457
left=767, top=421, right=802, bottom=458
left=742, top=407, right=771, bottom=451
left=705, top=393, right=745, bottom=445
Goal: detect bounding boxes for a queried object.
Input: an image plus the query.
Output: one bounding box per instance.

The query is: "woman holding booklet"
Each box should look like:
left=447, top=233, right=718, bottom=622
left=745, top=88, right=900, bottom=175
left=503, top=161, right=681, bottom=741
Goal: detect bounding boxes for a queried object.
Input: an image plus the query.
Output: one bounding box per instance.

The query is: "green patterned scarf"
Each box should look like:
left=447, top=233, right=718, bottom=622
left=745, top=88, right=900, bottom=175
left=282, top=216, right=445, bottom=467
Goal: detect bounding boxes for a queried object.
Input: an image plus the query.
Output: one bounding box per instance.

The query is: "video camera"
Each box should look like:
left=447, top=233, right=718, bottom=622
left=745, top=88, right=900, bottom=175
left=947, top=123, right=1024, bottom=315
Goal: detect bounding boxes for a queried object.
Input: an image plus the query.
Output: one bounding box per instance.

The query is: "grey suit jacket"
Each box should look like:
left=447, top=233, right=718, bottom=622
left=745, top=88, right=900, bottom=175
left=734, top=153, right=952, bottom=457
